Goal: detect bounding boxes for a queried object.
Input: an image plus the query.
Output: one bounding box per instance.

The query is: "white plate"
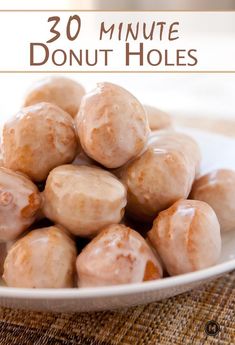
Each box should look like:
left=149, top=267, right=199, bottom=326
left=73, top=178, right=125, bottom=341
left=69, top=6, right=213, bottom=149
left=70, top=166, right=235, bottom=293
left=0, top=128, right=235, bottom=313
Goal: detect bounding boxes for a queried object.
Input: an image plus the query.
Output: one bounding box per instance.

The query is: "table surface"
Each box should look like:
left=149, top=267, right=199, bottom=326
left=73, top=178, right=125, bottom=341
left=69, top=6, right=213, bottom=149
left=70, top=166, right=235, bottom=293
left=0, top=117, right=234, bottom=345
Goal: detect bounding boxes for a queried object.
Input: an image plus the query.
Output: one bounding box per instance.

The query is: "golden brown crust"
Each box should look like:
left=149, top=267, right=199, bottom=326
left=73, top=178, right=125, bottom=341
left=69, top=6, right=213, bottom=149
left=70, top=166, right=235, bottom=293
left=120, top=133, right=198, bottom=222
left=3, top=226, right=77, bottom=288
left=0, top=167, right=41, bottom=241
left=143, top=260, right=160, bottom=281
left=76, top=224, right=162, bottom=287
left=43, top=165, right=127, bottom=237
left=190, top=169, right=235, bottom=232
left=148, top=199, right=221, bottom=276
left=76, top=82, right=149, bottom=168
left=2, top=103, right=78, bottom=182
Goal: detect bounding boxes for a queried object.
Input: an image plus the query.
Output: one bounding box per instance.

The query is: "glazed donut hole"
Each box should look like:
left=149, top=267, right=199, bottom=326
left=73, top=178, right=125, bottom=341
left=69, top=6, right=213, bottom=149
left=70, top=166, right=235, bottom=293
left=2, top=102, right=79, bottom=182
left=0, top=167, right=41, bottom=242
left=144, top=105, right=173, bottom=131
left=190, top=169, right=235, bottom=233
left=43, top=165, right=127, bottom=237
left=76, top=82, right=150, bottom=168
left=3, top=226, right=77, bottom=288
left=119, top=132, right=198, bottom=222
left=24, top=76, right=85, bottom=118
left=148, top=199, right=221, bottom=276
left=76, top=224, right=163, bottom=287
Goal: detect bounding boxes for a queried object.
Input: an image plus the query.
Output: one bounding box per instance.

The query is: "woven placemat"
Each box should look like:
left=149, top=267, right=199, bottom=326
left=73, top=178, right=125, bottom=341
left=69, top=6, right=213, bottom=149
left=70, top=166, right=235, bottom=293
left=0, top=270, right=234, bottom=345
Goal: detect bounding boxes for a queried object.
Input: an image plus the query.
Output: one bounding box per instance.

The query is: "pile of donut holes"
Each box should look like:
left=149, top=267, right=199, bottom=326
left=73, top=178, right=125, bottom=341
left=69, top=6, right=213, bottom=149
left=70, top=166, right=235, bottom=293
left=0, top=76, right=234, bottom=289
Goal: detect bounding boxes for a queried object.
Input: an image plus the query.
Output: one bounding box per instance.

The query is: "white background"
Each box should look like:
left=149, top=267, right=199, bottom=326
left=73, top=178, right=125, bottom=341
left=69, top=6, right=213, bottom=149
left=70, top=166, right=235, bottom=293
left=0, top=73, right=234, bottom=127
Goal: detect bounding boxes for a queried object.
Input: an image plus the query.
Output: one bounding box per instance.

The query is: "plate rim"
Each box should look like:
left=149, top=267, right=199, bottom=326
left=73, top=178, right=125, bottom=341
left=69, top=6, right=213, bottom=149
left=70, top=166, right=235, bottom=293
left=0, top=259, right=234, bottom=300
